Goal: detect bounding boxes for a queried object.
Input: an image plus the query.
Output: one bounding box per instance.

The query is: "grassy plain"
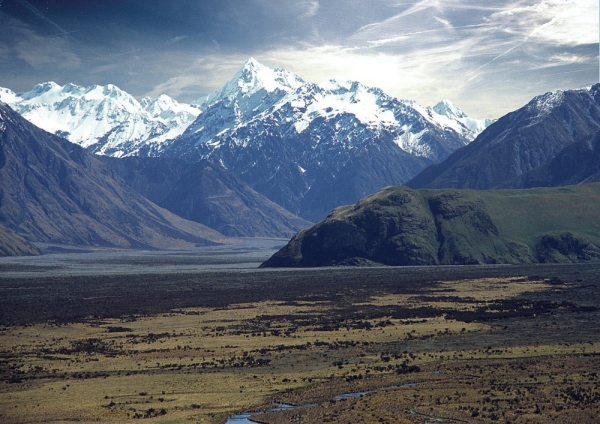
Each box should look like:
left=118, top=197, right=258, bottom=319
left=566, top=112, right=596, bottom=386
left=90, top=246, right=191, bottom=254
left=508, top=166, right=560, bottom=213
left=1, top=262, right=600, bottom=423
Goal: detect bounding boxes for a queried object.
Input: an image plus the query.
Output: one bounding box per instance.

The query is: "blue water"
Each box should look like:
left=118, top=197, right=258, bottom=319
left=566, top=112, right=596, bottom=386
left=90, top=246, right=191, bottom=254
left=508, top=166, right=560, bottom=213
left=226, top=403, right=315, bottom=423
left=226, top=383, right=416, bottom=423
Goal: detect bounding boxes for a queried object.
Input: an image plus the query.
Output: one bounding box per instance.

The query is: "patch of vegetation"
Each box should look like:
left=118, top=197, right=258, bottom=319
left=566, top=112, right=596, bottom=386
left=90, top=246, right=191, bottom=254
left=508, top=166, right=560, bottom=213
left=263, top=183, right=600, bottom=267
left=1, top=263, right=600, bottom=423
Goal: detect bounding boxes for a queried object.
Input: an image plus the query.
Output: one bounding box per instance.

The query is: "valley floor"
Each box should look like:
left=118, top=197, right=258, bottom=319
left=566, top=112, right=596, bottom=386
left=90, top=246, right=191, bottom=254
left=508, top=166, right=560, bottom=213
left=1, top=247, right=599, bottom=423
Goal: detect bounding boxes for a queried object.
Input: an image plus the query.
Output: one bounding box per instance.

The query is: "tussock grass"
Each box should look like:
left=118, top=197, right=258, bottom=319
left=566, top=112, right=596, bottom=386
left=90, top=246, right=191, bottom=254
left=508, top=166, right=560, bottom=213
left=2, top=264, right=600, bottom=422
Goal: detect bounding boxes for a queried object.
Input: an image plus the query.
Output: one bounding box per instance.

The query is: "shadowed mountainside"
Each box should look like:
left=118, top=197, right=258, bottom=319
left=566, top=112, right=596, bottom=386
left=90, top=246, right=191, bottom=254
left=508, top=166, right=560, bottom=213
left=407, top=84, right=600, bottom=190
left=262, top=184, right=600, bottom=267
left=0, top=223, right=41, bottom=256
left=99, top=156, right=311, bottom=238
left=0, top=102, right=229, bottom=249
left=501, top=130, right=600, bottom=188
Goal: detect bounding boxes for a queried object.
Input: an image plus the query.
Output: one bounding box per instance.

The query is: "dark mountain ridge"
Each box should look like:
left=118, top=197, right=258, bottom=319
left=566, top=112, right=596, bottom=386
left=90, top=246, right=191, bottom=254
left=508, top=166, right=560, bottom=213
left=407, top=84, right=600, bottom=190
left=0, top=102, right=229, bottom=249
left=500, top=130, right=600, bottom=188
left=99, top=156, right=311, bottom=238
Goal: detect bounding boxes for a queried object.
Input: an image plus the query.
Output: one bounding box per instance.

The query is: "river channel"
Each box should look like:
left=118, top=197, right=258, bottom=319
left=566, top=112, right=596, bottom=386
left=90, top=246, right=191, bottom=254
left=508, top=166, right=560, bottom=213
left=226, top=384, right=416, bottom=423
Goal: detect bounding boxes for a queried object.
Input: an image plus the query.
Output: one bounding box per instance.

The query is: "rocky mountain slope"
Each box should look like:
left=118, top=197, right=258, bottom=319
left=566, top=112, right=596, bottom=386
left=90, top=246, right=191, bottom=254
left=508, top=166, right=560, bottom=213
left=0, top=223, right=41, bottom=256
left=262, top=184, right=600, bottom=267
left=501, top=130, right=600, bottom=188
left=407, top=84, right=600, bottom=189
left=165, top=59, right=491, bottom=220
left=0, top=83, right=199, bottom=157
left=100, top=156, right=311, bottom=238
left=0, top=102, right=228, bottom=248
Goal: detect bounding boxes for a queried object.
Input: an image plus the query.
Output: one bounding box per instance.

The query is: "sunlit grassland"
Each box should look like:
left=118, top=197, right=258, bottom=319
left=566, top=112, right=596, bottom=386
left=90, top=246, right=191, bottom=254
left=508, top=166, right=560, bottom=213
left=2, top=271, right=600, bottom=423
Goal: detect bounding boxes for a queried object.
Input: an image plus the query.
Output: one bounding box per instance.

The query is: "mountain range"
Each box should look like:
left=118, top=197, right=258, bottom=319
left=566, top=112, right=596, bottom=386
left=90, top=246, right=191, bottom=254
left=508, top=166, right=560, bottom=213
left=407, top=84, right=600, bottom=190
left=164, top=59, right=491, bottom=220
left=2, top=59, right=600, bottom=261
left=0, top=82, right=200, bottom=157
left=1, top=58, right=491, bottom=222
left=264, top=83, right=600, bottom=267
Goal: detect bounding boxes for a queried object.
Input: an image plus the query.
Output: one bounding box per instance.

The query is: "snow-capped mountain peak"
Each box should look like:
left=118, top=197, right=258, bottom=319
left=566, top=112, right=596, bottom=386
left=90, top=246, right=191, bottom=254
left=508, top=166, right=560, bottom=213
left=175, top=59, right=493, bottom=157
left=183, top=59, right=305, bottom=141
left=433, top=99, right=468, bottom=119
left=197, top=58, right=305, bottom=108
left=140, top=94, right=199, bottom=120
left=0, top=87, right=19, bottom=104
left=529, top=89, right=567, bottom=115
left=19, top=81, right=61, bottom=100
left=1, top=82, right=200, bottom=156
left=430, top=98, right=494, bottom=140
left=235, top=57, right=304, bottom=94
left=287, top=79, right=399, bottom=133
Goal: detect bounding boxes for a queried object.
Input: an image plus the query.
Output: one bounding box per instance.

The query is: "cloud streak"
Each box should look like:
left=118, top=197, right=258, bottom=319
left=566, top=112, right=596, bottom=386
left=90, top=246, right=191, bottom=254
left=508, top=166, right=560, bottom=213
left=0, top=13, right=80, bottom=71
left=0, top=0, right=597, bottom=119
left=14, top=0, right=75, bottom=39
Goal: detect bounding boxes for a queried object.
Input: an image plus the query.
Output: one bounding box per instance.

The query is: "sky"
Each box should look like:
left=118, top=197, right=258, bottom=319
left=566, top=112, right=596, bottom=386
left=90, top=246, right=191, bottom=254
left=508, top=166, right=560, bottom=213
left=0, top=0, right=598, bottom=119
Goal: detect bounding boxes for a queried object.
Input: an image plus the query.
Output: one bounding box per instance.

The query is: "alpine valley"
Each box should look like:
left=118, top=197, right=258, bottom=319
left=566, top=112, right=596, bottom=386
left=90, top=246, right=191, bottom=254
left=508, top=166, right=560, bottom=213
left=2, top=59, right=600, bottom=265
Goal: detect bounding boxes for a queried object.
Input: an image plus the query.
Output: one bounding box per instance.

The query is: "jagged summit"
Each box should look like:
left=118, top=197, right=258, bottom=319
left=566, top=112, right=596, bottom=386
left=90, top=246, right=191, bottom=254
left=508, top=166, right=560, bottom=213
left=1, top=81, right=200, bottom=156
left=20, top=81, right=60, bottom=99
left=166, top=59, right=492, bottom=221
left=182, top=59, right=305, bottom=141
left=140, top=94, right=198, bottom=120
left=433, top=99, right=468, bottom=119
left=195, top=58, right=304, bottom=109
left=430, top=99, right=494, bottom=140
left=237, top=57, right=305, bottom=93
left=527, top=88, right=569, bottom=116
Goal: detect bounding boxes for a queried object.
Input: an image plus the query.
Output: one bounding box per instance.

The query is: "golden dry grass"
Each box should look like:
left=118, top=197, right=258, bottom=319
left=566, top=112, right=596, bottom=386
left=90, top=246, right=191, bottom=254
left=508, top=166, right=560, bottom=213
left=1, top=275, right=599, bottom=423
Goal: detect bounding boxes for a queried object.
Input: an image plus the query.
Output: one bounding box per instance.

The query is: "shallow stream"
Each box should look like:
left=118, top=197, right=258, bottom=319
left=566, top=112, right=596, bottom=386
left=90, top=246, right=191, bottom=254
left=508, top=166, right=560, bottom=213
left=226, top=384, right=416, bottom=423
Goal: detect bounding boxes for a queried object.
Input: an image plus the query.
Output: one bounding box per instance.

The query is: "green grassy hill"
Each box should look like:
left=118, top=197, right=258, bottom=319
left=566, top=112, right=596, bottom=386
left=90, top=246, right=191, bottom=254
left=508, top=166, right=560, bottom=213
left=262, top=183, right=600, bottom=267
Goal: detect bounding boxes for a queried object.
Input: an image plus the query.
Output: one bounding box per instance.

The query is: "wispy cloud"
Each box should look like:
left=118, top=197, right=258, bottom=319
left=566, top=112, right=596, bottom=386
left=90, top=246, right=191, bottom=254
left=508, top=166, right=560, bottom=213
left=14, top=0, right=76, bottom=40
left=166, top=36, right=188, bottom=45
left=145, top=55, right=248, bottom=100
left=0, top=14, right=80, bottom=70
left=139, top=0, right=600, bottom=118
left=533, top=53, right=597, bottom=69
left=1, top=0, right=597, bottom=119
left=487, top=0, right=598, bottom=46
left=301, top=1, right=320, bottom=18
